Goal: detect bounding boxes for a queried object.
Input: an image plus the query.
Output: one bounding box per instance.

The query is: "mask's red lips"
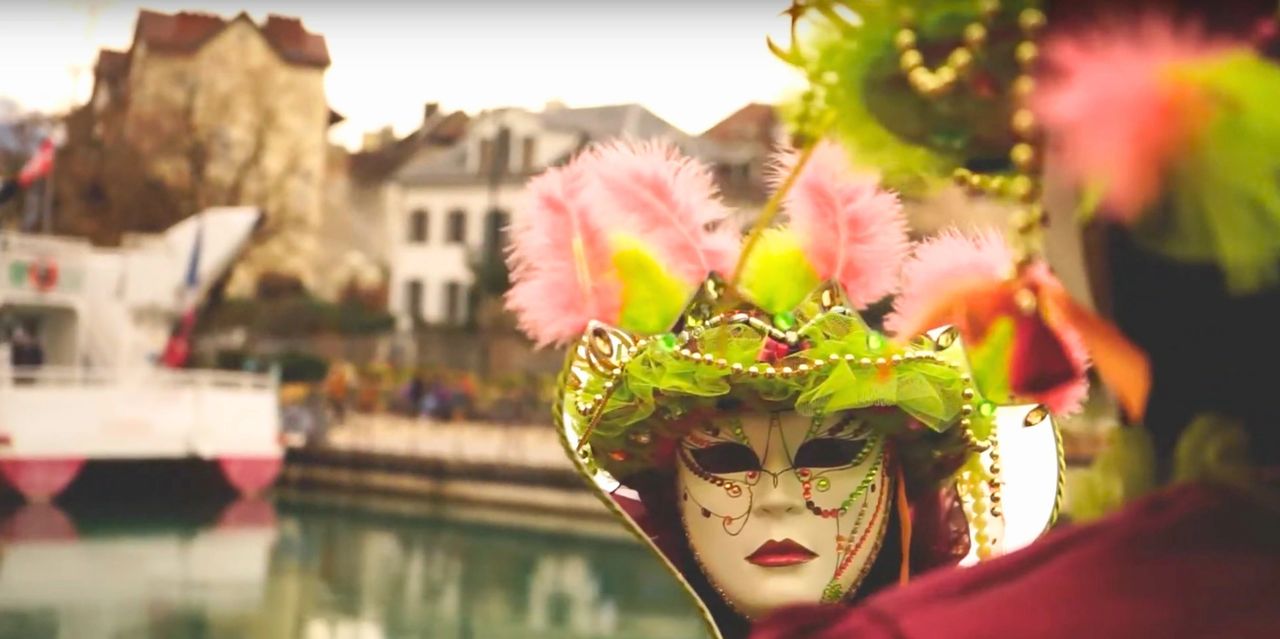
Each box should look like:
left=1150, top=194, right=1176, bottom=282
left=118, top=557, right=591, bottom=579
left=746, top=538, right=818, bottom=567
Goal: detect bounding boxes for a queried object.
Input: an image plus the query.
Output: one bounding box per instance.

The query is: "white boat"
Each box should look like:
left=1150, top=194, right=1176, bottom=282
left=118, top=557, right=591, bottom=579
left=0, top=207, right=283, bottom=501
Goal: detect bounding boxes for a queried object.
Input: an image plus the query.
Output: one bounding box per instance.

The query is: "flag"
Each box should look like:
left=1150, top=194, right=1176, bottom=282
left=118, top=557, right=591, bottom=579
left=160, top=219, right=203, bottom=368
left=17, top=139, right=54, bottom=188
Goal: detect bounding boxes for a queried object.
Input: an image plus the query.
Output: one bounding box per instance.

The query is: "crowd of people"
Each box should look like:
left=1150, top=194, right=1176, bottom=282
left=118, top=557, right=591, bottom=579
left=316, top=359, right=550, bottom=426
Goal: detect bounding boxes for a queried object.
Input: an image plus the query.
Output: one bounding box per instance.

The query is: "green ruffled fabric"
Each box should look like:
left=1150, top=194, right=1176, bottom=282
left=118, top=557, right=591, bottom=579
left=565, top=287, right=990, bottom=479
left=779, top=0, right=1038, bottom=194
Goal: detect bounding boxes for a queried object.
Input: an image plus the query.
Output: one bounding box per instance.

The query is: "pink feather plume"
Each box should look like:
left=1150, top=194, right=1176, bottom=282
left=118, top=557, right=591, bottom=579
left=772, top=141, right=909, bottom=308
left=587, top=140, right=740, bottom=283
left=885, top=228, right=1013, bottom=337
left=887, top=229, right=1089, bottom=415
left=1033, top=16, right=1235, bottom=220
left=504, top=154, right=621, bottom=347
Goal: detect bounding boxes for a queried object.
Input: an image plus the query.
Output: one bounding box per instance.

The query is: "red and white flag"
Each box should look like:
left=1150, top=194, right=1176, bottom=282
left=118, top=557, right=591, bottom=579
left=160, top=219, right=204, bottom=368
left=17, top=138, right=55, bottom=188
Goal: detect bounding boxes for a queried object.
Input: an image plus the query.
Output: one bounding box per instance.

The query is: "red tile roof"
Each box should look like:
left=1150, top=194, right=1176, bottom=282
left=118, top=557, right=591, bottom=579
left=428, top=111, right=470, bottom=145
left=134, top=10, right=226, bottom=54
left=131, top=9, right=330, bottom=68
left=701, top=103, right=778, bottom=146
left=94, top=49, right=129, bottom=80
left=350, top=111, right=472, bottom=182
left=260, top=15, right=331, bottom=68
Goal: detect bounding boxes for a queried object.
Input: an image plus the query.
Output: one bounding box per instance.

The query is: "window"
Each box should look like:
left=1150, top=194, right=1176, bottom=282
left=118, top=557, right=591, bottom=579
left=479, top=139, right=493, bottom=174
left=484, top=208, right=510, bottom=258
left=408, top=209, right=429, bottom=243
left=492, top=126, right=512, bottom=177
left=406, top=280, right=424, bottom=323
left=444, top=281, right=466, bottom=325
left=522, top=136, right=536, bottom=173
left=447, top=209, right=467, bottom=244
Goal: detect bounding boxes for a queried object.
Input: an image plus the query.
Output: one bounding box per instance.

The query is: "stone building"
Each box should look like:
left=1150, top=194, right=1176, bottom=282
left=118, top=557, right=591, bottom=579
left=71, top=10, right=339, bottom=297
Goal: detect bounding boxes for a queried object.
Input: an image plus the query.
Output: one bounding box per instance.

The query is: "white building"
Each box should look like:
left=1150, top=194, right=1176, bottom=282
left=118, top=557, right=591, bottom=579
left=383, top=104, right=692, bottom=330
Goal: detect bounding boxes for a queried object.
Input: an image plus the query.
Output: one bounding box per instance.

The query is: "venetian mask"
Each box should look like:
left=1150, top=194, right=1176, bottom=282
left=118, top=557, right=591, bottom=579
left=504, top=135, right=1076, bottom=637
left=676, top=410, right=892, bottom=619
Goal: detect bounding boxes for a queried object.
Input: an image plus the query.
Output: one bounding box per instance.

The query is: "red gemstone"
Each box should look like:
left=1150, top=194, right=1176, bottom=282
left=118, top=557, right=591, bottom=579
left=756, top=337, right=791, bottom=363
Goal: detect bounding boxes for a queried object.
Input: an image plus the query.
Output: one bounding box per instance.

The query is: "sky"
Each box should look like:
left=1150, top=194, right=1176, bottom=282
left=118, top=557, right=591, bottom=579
left=0, top=0, right=803, bottom=149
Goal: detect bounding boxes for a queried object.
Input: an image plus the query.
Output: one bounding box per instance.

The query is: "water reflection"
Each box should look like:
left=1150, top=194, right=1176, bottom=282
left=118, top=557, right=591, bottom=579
left=0, top=494, right=707, bottom=639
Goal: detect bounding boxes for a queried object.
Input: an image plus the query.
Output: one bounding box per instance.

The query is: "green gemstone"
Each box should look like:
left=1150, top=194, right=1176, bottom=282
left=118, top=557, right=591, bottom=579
left=815, top=477, right=831, bottom=492
left=979, top=401, right=997, bottom=417
left=657, top=333, right=678, bottom=350
left=866, top=332, right=886, bottom=352
left=773, top=311, right=797, bottom=330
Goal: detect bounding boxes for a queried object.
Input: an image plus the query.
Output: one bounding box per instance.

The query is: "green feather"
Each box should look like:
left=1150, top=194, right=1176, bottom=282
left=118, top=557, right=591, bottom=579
left=612, top=241, right=692, bottom=335
left=737, top=229, right=820, bottom=315
left=1150, top=53, right=1280, bottom=294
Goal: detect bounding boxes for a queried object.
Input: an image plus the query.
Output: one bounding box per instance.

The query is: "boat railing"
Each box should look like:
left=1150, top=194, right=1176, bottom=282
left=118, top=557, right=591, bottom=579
left=0, top=365, right=277, bottom=391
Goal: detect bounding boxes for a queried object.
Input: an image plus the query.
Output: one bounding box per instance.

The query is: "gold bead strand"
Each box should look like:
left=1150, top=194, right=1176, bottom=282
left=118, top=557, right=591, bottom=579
left=1007, top=7, right=1047, bottom=268
left=896, top=0, right=1001, bottom=99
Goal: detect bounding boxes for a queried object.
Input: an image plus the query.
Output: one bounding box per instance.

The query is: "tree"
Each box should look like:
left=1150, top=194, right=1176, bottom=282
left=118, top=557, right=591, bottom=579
left=52, top=47, right=316, bottom=291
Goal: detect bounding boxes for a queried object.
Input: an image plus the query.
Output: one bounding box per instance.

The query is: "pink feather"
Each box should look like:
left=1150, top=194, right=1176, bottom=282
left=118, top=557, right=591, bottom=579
left=504, top=154, right=621, bottom=347
left=587, top=140, right=740, bottom=283
left=1033, top=16, right=1236, bottom=220
left=887, top=229, right=1088, bottom=415
left=885, top=228, right=1013, bottom=337
left=772, top=141, right=909, bottom=308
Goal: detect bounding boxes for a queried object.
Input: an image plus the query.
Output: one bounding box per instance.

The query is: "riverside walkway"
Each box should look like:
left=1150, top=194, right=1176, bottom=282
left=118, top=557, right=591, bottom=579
left=281, top=415, right=611, bottom=518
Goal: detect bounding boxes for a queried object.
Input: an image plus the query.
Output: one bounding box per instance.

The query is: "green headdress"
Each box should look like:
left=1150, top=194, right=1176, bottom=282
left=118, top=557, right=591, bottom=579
left=504, top=137, right=1067, bottom=588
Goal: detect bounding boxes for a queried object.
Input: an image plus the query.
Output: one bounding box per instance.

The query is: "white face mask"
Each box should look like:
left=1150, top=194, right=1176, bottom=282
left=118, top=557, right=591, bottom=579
left=676, top=410, right=891, bottom=619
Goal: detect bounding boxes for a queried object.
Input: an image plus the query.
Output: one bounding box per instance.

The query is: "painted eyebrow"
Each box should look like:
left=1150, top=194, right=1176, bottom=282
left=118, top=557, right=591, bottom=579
left=682, top=421, right=749, bottom=449
left=808, top=413, right=874, bottom=442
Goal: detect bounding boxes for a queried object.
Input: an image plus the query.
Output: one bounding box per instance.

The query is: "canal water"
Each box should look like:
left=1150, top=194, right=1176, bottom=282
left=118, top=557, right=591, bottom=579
left=0, top=490, right=709, bottom=639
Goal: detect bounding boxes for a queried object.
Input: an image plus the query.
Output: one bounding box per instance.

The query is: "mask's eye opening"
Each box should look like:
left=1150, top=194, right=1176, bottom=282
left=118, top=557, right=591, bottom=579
left=793, top=437, right=868, bottom=469
left=689, top=442, right=761, bottom=474
left=714, top=397, right=744, bottom=411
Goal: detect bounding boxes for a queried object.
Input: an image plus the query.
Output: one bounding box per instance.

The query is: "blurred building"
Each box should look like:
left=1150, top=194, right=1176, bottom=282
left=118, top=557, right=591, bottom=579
left=381, top=103, right=689, bottom=330
left=694, top=102, right=782, bottom=221
left=343, top=103, right=470, bottom=283
left=70, top=10, right=340, bottom=298
left=335, top=102, right=777, bottom=372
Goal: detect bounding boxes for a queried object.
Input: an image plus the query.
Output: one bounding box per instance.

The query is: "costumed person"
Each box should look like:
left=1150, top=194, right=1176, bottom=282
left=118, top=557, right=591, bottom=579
left=504, top=128, right=1088, bottom=636
left=748, top=1, right=1280, bottom=637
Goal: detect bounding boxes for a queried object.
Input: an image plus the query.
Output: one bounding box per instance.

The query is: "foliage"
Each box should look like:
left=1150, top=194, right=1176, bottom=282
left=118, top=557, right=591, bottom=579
left=203, top=295, right=394, bottom=338
left=213, top=348, right=329, bottom=383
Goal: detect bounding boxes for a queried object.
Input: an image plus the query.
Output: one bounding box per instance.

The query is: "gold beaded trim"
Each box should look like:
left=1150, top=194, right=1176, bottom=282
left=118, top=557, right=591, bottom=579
left=943, top=6, right=1049, bottom=267
left=895, top=0, right=1002, bottom=97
